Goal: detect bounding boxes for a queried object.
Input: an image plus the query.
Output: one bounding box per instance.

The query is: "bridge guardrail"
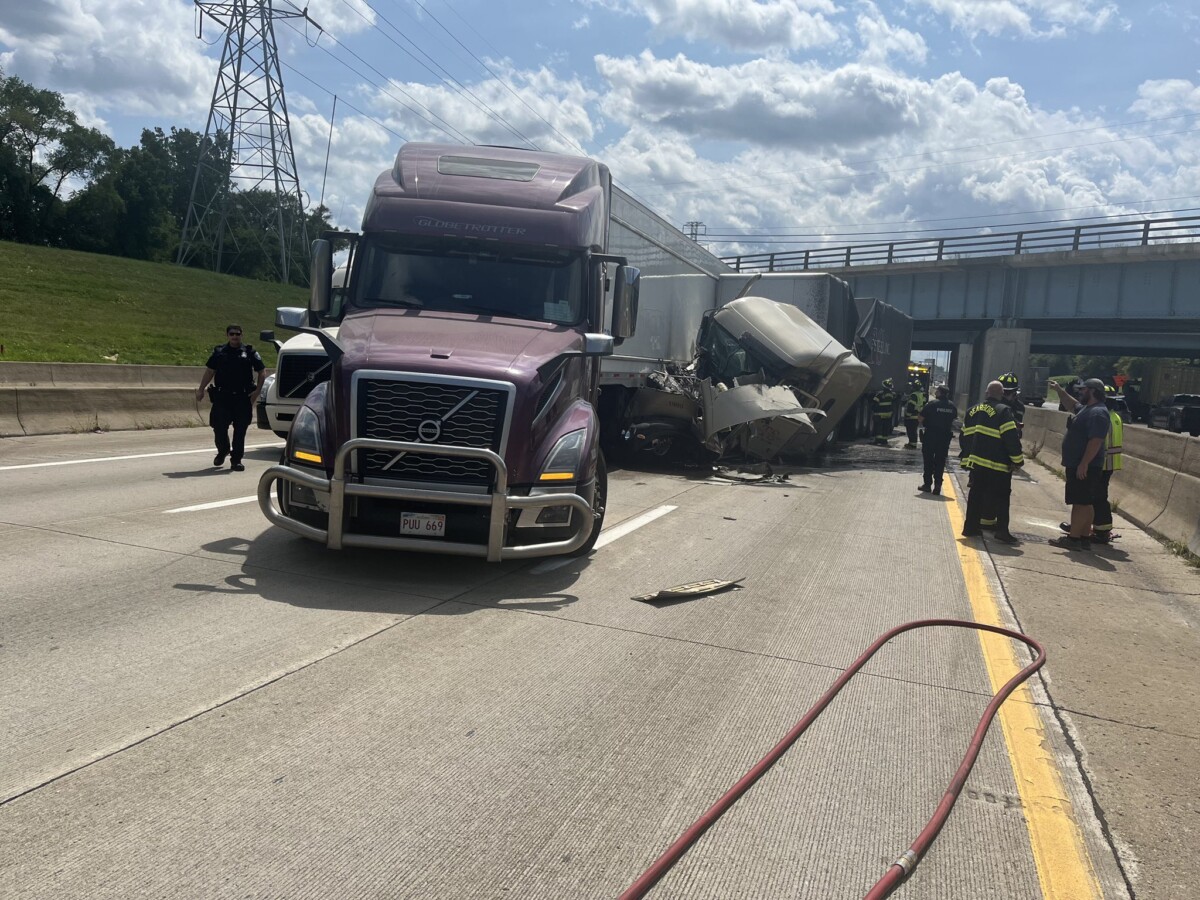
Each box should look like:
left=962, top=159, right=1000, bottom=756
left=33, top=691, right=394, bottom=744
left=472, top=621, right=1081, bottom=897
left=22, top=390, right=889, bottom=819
left=723, top=214, right=1200, bottom=272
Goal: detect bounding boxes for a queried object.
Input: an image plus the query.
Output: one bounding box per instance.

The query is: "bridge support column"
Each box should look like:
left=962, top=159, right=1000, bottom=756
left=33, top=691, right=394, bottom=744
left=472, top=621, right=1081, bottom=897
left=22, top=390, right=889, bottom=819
left=973, top=327, right=1033, bottom=404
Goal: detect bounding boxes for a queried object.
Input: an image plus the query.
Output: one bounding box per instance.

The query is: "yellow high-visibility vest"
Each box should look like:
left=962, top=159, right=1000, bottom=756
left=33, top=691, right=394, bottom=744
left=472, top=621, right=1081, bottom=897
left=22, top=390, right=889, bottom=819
left=1105, top=411, right=1123, bottom=472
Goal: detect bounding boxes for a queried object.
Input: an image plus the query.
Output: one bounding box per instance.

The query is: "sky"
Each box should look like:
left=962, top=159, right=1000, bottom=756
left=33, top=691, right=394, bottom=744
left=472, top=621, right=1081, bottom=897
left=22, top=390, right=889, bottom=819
left=1, top=0, right=1198, bottom=260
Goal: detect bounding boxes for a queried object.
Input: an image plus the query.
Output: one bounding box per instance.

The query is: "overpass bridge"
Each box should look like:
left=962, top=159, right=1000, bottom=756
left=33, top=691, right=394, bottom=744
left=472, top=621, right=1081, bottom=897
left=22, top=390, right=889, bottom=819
left=722, top=213, right=1200, bottom=399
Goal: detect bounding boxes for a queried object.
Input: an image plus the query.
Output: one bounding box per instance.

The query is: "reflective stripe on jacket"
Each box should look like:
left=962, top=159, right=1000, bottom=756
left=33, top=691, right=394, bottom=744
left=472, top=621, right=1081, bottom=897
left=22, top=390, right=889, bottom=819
left=872, top=390, right=897, bottom=418
left=905, top=391, right=926, bottom=420
left=960, top=398, right=1024, bottom=473
left=1104, top=411, right=1124, bottom=472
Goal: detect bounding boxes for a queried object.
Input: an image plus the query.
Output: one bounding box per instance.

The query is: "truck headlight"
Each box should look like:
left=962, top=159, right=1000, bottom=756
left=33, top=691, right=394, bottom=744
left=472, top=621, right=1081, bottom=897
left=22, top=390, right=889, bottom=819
left=290, top=406, right=323, bottom=465
left=539, top=429, right=586, bottom=482
left=261, top=373, right=276, bottom=400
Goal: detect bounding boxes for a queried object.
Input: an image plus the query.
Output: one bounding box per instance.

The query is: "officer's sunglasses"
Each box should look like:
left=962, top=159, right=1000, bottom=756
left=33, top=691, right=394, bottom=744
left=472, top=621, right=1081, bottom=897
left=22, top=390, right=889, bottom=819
left=227, top=331, right=242, bottom=337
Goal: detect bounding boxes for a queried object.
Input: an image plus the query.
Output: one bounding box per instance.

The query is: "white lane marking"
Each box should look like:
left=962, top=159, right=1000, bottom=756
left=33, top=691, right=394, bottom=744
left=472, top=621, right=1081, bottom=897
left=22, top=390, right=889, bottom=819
left=529, top=504, right=678, bottom=574
left=0, top=443, right=284, bottom=472
left=164, top=496, right=259, bottom=514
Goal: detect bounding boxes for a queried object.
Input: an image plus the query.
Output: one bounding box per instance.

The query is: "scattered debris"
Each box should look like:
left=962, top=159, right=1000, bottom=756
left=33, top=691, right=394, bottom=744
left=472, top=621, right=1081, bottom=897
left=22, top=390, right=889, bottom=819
left=632, top=578, right=745, bottom=604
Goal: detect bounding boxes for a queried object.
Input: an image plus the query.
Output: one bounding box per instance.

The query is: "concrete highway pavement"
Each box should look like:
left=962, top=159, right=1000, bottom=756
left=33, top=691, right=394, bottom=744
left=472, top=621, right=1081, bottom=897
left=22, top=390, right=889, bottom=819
left=0, top=429, right=1187, bottom=898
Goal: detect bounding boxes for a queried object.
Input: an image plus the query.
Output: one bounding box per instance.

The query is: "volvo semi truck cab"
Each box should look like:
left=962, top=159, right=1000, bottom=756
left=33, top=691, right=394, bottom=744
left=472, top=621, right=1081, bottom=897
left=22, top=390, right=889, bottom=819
left=258, top=143, right=640, bottom=561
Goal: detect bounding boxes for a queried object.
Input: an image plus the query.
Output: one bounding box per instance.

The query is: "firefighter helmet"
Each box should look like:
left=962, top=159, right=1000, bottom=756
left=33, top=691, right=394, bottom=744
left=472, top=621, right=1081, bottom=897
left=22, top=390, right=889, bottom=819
left=998, top=372, right=1019, bottom=391
left=882, top=378, right=894, bottom=389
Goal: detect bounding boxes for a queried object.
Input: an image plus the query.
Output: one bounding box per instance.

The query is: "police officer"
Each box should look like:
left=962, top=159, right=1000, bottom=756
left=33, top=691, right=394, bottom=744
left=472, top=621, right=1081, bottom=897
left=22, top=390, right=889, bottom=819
left=959, top=380, right=1024, bottom=544
left=871, top=378, right=897, bottom=446
left=917, top=384, right=957, bottom=494
left=196, top=325, right=266, bottom=471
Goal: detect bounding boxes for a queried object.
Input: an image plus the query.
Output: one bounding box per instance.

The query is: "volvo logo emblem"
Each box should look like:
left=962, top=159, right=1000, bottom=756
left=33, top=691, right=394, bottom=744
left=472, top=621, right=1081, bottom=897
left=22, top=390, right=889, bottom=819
left=417, top=419, right=442, bottom=442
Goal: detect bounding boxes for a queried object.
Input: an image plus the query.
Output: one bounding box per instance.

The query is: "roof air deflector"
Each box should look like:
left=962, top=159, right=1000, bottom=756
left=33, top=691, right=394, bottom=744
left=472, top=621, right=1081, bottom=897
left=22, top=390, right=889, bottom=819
left=438, top=155, right=540, bottom=181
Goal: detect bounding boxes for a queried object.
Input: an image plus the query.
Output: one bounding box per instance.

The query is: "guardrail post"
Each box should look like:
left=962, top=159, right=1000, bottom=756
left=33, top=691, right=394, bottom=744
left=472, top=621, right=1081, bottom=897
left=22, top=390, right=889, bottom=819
left=1142, top=221, right=1151, bottom=246
left=1014, top=232, right=1023, bottom=255
left=768, top=252, right=776, bottom=272
left=844, top=247, right=852, bottom=267
left=804, top=249, right=810, bottom=270
left=1072, top=227, right=1081, bottom=251
left=937, top=238, right=944, bottom=261
left=887, top=243, right=894, bottom=264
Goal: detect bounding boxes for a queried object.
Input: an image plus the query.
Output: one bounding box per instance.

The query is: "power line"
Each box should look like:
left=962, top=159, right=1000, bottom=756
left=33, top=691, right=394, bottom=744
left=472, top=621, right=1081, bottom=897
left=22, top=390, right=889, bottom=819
left=335, top=0, right=539, bottom=149
left=423, top=0, right=587, bottom=155
left=278, top=58, right=406, bottom=142
left=281, top=17, right=474, bottom=144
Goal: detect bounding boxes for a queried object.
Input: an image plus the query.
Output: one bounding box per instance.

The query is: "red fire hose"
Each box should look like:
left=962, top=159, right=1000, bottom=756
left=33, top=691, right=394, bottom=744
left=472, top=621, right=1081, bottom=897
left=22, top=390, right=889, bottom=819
left=618, top=618, right=1046, bottom=900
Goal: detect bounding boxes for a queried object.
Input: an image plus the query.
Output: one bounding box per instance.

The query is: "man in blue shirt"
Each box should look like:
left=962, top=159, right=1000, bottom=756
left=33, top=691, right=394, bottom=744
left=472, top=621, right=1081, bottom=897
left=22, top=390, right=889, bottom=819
left=1048, top=378, right=1111, bottom=551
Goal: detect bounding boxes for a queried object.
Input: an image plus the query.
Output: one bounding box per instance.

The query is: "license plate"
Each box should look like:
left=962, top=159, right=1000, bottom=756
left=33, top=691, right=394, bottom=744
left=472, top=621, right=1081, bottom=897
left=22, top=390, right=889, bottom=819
left=401, top=512, right=446, bottom=538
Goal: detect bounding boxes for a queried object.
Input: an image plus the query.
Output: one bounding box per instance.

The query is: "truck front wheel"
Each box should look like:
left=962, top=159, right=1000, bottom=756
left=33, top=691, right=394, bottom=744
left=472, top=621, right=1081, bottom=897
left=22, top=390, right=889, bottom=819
left=569, top=453, right=608, bottom=557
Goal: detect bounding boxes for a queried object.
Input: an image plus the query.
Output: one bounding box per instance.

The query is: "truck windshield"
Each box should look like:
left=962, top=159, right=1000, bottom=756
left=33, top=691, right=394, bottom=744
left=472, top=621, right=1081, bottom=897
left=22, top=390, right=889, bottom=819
left=352, top=237, right=585, bottom=325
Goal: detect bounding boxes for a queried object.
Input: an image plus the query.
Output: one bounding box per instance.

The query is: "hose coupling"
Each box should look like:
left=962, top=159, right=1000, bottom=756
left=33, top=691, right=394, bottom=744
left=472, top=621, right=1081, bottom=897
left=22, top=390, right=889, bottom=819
left=892, top=849, right=919, bottom=876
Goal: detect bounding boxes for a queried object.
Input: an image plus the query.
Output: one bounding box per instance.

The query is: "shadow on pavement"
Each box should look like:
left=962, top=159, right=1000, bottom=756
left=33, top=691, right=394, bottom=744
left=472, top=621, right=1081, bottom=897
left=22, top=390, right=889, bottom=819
left=173, top=530, right=586, bottom=616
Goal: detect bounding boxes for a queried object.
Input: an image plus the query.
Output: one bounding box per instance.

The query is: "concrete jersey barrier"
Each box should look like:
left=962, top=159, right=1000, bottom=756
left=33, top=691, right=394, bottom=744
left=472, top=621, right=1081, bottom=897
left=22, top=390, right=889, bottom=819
left=1023, top=406, right=1200, bottom=554
left=0, top=362, right=267, bottom=438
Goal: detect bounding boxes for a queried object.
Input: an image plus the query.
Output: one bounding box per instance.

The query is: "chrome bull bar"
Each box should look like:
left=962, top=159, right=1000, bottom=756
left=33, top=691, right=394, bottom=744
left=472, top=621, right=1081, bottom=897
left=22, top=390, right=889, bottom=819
left=257, top=438, right=594, bottom=562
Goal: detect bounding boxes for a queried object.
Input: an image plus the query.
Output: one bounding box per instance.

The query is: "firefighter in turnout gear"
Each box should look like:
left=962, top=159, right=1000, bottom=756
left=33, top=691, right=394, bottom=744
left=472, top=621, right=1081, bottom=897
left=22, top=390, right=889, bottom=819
left=903, top=380, right=926, bottom=448
left=960, top=381, right=1024, bottom=544
left=979, top=371, right=1025, bottom=530
left=871, top=378, right=897, bottom=445
left=999, top=372, right=1025, bottom=435
left=196, top=325, right=267, bottom=471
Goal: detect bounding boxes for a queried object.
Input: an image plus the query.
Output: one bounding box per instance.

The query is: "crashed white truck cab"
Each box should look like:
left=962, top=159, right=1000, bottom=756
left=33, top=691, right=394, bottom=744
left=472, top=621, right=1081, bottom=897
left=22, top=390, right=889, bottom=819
left=256, top=266, right=347, bottom=438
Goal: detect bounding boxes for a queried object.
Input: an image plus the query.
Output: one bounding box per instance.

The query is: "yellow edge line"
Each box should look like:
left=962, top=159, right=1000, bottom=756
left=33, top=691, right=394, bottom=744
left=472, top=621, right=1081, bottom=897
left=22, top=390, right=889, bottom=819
left=942, top=476, right=1103, bottom=899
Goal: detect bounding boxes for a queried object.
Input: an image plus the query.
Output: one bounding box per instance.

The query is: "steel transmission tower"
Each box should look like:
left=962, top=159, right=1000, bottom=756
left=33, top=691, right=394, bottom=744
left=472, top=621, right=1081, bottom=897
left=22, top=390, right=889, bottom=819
left=178, top=1, right=320, bottom=283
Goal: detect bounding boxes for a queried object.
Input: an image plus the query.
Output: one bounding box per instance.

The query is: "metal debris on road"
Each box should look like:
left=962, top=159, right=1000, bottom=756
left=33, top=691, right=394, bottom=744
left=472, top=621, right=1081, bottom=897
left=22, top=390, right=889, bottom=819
left=632, top=578, right=745, bottom=604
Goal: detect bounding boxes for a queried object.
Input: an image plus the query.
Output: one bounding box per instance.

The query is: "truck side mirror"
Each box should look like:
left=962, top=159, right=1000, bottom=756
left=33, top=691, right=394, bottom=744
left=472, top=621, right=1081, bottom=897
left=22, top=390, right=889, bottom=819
left=582, top=333, right=615, bottom=357
left=259, top=329, right=282, bottom=352
left=275, top=307, right=309, bottom=331
left=310, top=239, right=333, bottom=319
left=612, top=264, right=640, bottom=344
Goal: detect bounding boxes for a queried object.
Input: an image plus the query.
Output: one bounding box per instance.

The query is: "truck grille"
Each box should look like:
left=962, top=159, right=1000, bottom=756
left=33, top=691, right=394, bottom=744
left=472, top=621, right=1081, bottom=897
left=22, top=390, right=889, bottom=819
left=277, top=354, right=332, bottom=399
left=356, top=378, right=508, bottom=486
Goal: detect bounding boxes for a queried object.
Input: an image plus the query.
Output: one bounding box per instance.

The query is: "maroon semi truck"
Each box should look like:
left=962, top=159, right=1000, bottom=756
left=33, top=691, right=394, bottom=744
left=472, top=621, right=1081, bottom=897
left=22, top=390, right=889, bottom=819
left=257, top=143, right=641, bottom=560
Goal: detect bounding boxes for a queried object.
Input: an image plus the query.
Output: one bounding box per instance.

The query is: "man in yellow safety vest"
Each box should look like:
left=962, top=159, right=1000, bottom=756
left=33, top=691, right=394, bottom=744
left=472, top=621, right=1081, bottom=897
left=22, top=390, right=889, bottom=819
left=1060, top=403, right=1123, bottom=544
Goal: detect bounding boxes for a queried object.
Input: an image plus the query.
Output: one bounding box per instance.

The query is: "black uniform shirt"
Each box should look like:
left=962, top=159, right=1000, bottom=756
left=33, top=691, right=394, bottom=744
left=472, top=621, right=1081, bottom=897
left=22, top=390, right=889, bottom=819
left=919, top=398, right=958, bottom=442
left=205, top=343, right=265, bottom=397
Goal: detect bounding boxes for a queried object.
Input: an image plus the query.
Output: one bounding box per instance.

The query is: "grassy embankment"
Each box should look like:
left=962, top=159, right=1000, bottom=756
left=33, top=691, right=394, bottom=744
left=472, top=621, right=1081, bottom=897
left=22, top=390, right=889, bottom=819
left=0, top=241, right=310, bottom=367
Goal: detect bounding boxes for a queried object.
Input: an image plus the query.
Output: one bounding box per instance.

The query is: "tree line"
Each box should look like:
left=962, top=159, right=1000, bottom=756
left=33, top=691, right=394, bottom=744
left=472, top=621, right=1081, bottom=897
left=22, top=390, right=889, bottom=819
left=0, top=70, right=331, bottom=285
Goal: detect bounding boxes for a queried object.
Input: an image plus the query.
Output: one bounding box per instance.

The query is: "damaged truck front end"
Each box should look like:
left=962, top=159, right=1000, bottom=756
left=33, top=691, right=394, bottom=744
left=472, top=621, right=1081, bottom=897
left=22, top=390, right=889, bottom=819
left=620, top=295, right=872, bottom=463
left=258, top=143, right=640, bottom=561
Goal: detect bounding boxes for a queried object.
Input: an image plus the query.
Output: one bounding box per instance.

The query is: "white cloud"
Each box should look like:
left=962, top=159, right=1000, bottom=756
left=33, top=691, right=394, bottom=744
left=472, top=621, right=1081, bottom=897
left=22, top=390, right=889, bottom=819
left=368, top=64, right=598, bottom=155
left=595, top=51, right=931, bottom=149
left=592, top=54, right=1194, bottom=253
left=910, top=0, right=1121, bottom=39
left=588, top=0, right=842, bottom=50
left=856, top=3, right=928, bottom=64
left=0, top=0, right=213, bottom=123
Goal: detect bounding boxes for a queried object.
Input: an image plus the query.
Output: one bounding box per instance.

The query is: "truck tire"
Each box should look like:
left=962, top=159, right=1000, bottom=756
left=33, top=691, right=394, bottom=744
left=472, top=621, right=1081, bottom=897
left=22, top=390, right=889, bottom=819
left=569, top=452, right=608, bottom=557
